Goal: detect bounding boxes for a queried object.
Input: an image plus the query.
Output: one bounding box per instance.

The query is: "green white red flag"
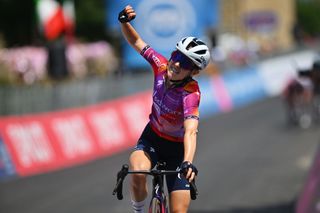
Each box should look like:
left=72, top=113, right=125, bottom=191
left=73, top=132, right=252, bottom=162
left=35, top=0, right=75, bottom=41
left=62, top=0, right=75, bottom=38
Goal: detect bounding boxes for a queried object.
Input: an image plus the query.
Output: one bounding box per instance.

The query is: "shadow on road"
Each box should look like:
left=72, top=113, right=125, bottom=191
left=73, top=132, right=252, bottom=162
left=191, top=200, right=295, bottom=213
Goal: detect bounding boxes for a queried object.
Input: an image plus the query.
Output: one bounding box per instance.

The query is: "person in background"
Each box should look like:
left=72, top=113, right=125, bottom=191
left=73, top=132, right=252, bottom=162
left=283, top=59, right=320, bottom=127
left=310, top=59, right=320, bottom=95
left=118, top=5, right=210, bottom=213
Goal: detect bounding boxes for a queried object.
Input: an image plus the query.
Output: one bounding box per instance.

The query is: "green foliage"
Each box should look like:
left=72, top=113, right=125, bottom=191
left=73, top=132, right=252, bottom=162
left=0, top=0, right=36, bottom=47
left=74, top=0, right=108, bottom=42
left=0, top=0, right=109, bottom=47
left=296, top=0, right=320, bottom=36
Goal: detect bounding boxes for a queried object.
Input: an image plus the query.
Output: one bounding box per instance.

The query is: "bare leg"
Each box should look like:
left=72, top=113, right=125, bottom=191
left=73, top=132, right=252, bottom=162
left=129, top=150, right=152, bottom=202
left=169, top=190, right=190, bottom=213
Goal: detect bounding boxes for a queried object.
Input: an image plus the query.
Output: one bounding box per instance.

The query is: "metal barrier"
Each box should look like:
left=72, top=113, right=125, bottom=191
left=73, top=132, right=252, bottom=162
left=0, top=72, right=153, bottom=116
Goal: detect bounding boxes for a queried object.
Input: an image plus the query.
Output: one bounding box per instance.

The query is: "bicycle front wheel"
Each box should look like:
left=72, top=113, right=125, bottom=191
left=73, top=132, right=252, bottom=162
left=149, top=197, right=163, bottom=213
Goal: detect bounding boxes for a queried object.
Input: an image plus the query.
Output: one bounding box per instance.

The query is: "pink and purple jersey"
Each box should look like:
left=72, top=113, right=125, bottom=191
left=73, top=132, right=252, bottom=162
left=141, top=45, right=201, bottom=142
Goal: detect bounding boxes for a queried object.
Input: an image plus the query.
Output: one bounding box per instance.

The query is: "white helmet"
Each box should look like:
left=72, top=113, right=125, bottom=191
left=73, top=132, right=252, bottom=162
left=176, top=37, right=210, bottom=70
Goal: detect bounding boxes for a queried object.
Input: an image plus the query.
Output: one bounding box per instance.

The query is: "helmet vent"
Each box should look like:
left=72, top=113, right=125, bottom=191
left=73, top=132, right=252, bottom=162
left=196, top=40, right=205, bottom=45
left=182, top=38, right=187, bottom=43
left=186, top=41, right=197, bottom=50
left=195, top=50, right=207, bottom=55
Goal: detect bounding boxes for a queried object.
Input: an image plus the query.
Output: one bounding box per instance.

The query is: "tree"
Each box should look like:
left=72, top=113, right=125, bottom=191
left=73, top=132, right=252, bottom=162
left=0, top=0, right=36, bottom=47
left=74, top=0, right=108, bottom=42
left=296, top=0, right=320, bottom=37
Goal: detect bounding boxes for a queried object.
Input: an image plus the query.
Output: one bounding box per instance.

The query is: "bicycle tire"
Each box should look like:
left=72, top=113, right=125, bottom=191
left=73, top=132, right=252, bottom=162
left=149, top=197, right=163, bottom=213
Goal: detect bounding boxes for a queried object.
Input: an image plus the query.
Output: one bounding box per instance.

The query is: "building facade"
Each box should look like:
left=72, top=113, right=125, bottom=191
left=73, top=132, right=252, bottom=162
left=220, top=0, right=295, bottom=52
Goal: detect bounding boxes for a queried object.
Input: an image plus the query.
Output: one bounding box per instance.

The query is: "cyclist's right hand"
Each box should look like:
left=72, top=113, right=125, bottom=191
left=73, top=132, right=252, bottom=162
left=118, top=5, right=136, bottom=23
left=180, top=161, right=198, bottom=182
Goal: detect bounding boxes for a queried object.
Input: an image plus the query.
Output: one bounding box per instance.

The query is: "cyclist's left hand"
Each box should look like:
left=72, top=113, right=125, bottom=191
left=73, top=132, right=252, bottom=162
left=180, top=161, right=198, bottom=182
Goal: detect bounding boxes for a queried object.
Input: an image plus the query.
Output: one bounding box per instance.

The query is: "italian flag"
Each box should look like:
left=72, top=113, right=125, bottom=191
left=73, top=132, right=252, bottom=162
left=35, top=0, right=75, bottom=40
left=62, top=0, right=75, bottom=38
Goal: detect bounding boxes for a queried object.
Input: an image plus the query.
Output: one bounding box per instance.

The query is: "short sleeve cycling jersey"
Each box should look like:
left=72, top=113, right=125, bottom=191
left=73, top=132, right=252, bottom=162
left=140, top=45, right=201, bottom=142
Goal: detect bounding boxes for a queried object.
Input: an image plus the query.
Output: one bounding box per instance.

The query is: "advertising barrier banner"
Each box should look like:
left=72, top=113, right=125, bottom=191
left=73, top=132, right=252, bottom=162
left=222, top=67, right=267, bottom=108
left=258, top=50, right=317, bottom=96
left=198, top=77, right=221, bottom=117
left=0, top=91, right=152, bottom=177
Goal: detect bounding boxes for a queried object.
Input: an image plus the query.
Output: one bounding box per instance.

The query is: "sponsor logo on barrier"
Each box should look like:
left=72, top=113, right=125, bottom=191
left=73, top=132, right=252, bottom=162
left=88, top=109, right=126, bottom=149
left=7, top=122, right=55, bottom=168
left=121, top=99, right=150, bottom=139
left=51, top=115, right=94, bottom=159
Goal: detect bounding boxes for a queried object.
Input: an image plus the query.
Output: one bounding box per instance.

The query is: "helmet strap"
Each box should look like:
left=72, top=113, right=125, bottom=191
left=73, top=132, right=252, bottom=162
left=168, top=76, right=192, bottom=87
left=169, top=79, right=185, bottom=83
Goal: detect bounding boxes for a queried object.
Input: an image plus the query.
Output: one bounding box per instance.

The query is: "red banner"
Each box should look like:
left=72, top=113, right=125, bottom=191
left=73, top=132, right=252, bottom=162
left=0, top=91, right=152, bottom=176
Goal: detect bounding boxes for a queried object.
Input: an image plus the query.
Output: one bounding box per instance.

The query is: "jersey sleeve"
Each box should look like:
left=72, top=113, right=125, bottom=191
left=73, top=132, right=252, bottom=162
left=140, top=45, right=168, bottom=76
left=183, top=81, right=201, bottom=120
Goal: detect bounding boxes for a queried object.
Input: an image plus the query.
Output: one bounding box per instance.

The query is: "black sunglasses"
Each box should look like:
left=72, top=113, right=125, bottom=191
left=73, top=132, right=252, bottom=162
left=170, top=51, right=196, bottom=70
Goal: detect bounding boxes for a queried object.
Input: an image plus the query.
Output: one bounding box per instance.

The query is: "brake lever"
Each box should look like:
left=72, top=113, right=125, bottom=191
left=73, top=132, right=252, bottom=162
left=112, top=164, right=129, bottom=200
left=189, top=179, right=198, bottom=200
left=178, top=168, right=198, bottom=200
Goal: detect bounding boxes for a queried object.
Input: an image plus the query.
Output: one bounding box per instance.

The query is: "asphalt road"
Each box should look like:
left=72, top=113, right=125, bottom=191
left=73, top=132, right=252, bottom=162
left=0, top=96, right=319, bottom=213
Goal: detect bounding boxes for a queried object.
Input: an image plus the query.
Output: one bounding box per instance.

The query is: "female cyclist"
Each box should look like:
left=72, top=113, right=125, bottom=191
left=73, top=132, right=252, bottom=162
left=118, top=5, right=210, bottom=213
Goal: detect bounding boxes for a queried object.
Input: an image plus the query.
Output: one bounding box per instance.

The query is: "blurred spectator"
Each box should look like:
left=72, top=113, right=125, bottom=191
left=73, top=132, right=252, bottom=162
left=47, top=38, right=69, bottom=80
left=292, top=22, right=305, bottom=46
left=0, top=41, right=119, bottom=85
left=0, top=46, right=47, bottom=84
left=210, top=33, right=259, bottom=68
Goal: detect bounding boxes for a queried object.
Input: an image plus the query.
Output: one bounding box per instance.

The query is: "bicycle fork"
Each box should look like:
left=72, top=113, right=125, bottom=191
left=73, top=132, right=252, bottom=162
left=149, top=175, right=169, bottom=213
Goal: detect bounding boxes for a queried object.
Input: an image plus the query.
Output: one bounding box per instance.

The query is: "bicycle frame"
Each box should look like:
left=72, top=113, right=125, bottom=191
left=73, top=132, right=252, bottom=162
left=149, top=169, right=169, bottom=213
left=313, top=94, right=320, bottom=121
left=112, top=163, right=198, bottom=213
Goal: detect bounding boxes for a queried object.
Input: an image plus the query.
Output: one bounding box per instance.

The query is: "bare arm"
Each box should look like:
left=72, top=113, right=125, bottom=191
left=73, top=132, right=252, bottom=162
left=183, top=118, right=198, bottom=181
left=119, top=5, right=147, bottom=53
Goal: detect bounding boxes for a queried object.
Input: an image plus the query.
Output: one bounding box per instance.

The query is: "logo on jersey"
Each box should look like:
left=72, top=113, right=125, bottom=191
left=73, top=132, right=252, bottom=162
left=152, top=55, right=162, bottom=67
left=158, top=64, right=167, bottom=72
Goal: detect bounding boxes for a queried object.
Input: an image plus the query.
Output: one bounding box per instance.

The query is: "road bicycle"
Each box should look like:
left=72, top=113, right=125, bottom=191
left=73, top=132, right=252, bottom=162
left=283, top=78, right=319, bottom=129
left=285, top=93, right=320, bottom=129
left=288, top=92, right=313, bottom=129
left=112, top=162, right=198, bottom=213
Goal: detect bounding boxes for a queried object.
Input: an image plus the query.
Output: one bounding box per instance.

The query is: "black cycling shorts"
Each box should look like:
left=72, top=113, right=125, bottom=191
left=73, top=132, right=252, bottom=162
left=134, top=123, right=190, bottom=193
